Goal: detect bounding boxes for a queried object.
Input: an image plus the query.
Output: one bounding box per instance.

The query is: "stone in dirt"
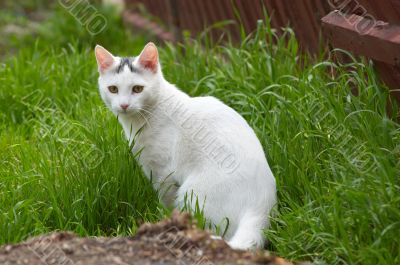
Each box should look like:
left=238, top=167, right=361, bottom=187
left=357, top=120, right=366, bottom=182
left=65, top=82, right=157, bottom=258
left=0, top=210, right=310, bottom=265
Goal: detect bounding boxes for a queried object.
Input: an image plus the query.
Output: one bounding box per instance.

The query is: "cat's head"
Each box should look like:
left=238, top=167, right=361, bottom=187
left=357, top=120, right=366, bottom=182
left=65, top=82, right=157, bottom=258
left=95, top=42, right=162, bottom=116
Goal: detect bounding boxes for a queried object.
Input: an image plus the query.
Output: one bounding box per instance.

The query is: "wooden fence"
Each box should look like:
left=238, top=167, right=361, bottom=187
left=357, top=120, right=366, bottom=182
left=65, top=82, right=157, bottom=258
left=123, top=0, right=400, bottom=104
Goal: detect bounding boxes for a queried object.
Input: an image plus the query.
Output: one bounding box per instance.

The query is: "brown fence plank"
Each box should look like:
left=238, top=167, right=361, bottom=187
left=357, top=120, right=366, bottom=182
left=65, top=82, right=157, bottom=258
left=273, top=0, right=290, bottom=28
left=322, top=11, right=400, bottom=66
left=263, top=0, right=280, bottom=30
left=357, top=0, right=400, bottom=24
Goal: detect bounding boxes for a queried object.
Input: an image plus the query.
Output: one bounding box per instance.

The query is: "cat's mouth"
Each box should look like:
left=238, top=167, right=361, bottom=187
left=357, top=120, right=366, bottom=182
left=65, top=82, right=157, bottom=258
left=118, top=109, right=132, bottom=114
left=117, top=108, right=139, bottom=116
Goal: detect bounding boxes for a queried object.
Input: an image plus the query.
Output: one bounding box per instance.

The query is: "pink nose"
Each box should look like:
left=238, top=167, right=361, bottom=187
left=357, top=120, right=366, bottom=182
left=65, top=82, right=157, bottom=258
left=120, top=104, right=129, bottom=110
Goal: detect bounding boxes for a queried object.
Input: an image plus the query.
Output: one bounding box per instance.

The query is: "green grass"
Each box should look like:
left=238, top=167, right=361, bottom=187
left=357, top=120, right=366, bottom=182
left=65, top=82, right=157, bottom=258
left=0, top=3, right=162, bottom=242
left=1, top=3, right=400, bottom=265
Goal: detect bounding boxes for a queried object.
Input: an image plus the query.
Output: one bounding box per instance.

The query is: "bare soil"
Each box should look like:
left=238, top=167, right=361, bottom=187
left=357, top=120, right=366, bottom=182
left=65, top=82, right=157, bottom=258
left=0, top=211, right=309, bottom=265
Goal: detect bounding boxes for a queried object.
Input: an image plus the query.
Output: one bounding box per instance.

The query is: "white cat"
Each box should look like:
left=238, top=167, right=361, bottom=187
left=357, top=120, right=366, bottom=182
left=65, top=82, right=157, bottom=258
left=95, top=42, right=276, bottom=250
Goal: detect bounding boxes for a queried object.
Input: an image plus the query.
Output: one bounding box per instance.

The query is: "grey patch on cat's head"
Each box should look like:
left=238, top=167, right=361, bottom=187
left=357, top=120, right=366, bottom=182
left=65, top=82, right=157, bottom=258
left=116, top=57, right=140, bottom=74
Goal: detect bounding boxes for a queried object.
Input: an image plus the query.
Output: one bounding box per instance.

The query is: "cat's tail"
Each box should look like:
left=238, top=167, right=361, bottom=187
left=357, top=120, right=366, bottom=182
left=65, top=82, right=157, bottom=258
left=227, top=211, right=267, bottom=250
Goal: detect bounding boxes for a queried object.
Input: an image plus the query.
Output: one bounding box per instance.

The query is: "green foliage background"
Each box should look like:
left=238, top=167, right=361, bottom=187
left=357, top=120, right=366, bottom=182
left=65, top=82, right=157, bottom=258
left=0, top=2, right=399, bottom=264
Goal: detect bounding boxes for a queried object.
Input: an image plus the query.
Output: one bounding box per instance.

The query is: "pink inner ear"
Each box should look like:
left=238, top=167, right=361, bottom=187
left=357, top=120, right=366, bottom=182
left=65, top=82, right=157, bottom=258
left=99, top=57, right=113, bottom=70
left=95, top=46, right=114, bottom=72
left=139, top=43, right=158, bottom=73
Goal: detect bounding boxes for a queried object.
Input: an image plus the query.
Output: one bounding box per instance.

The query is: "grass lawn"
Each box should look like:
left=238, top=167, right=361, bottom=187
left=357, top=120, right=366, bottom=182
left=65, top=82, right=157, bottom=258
left=1, top=3, right=399, bottom=265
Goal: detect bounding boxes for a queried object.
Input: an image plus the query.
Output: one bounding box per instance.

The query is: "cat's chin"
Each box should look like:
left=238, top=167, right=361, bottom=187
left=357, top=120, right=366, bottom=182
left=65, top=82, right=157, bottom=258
left=115, top=109, right=140, bottom=117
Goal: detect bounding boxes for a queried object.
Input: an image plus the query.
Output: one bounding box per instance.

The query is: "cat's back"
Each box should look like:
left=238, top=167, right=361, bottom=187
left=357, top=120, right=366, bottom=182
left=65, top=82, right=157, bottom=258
left=188, top=95, right=264, bottom=154
left=189, top=96, right=251, bottom=128
left=189, top=95, right=243, bottom=123
left=186, top=95, right=275, bottom=187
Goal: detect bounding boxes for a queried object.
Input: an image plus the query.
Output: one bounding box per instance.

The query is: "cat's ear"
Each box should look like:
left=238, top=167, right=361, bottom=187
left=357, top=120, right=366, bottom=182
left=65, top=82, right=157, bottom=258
left=138, top=42, right=158, bottom=73
left=95, top=45, right=115, bottom=73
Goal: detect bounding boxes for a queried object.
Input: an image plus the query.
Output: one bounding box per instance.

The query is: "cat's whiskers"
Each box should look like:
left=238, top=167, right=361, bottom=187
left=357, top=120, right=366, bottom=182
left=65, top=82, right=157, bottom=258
left=138, top=107, right=156, bottom=118
left=140, top=104, right=158, bottom=115
left=136, top=108, right=153, bottom=129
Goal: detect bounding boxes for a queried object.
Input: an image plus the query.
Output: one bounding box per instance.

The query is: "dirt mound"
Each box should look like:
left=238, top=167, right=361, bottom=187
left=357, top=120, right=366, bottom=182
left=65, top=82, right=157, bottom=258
left=0, top=211, right=308, bottom=265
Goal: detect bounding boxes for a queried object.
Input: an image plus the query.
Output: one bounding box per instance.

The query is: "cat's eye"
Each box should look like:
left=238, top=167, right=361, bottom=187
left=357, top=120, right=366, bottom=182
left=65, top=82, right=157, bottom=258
left=108, top=85, right=118, bottom=93
left=132, top=85, right=144, bottom=94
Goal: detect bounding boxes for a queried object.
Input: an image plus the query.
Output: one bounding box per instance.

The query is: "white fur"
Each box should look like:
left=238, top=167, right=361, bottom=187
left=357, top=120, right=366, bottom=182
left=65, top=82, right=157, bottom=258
left=96, top=44, right=277, bottom=250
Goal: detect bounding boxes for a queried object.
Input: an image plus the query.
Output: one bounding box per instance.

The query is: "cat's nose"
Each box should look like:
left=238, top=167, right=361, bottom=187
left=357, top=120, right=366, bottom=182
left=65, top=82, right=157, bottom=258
left=120, top=104, right=129, bottom=110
